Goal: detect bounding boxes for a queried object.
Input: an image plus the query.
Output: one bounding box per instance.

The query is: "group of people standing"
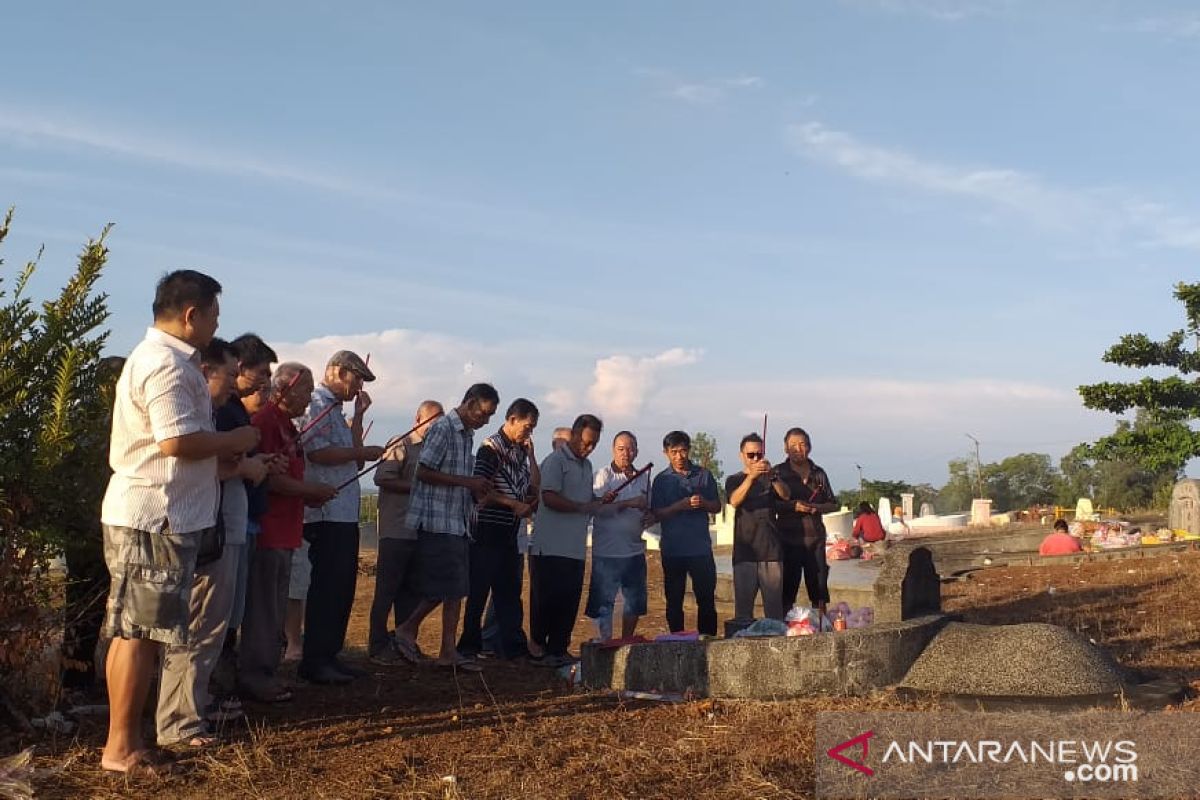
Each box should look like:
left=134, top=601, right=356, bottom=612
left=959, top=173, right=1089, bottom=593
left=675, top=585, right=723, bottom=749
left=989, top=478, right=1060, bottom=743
left=725, top=431, right=839, bottom=624
left=93, top=268, right=840, bottom=775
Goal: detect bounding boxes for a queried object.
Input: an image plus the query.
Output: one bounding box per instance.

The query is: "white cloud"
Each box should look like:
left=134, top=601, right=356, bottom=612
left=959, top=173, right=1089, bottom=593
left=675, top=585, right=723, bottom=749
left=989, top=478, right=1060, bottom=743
left=586, top=347, right=702, bottom=419
left=268, top=326, right=1109, bottom=487
left=636, top=69, right=765, bottom=106
left=787, top=119, right=1200, bottom=250
left=840, top=0, right=1010, bottom=22
left=1131, top=14, right=1200, bottom=39
left=0, top=106, right=376, bottom=197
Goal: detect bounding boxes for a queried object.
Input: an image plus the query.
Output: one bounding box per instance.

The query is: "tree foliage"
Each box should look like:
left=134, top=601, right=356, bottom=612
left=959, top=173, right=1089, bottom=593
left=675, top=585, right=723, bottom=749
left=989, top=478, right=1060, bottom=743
left=0, top=207, right=113, bottom=695
left=935, top=453, right=1063, bottom=513
left=1077, top=282, right=1200, bottom=473
left=839, top=479, right=936, bottom=514
left=1059, top=414, right=1181, bottom=510
left=690, top=431, right=724, bottom=502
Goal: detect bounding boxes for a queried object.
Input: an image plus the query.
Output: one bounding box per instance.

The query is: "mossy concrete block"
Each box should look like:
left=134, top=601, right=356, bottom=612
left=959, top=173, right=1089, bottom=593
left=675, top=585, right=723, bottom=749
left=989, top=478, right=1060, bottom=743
left=581, top=614, right=948, bottom=699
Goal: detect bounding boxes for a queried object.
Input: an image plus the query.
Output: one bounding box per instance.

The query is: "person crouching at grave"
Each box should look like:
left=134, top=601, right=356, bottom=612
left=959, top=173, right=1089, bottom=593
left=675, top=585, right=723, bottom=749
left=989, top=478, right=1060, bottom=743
left=773, top=428, right=838, bottom=620
left=726, top=433, right=790, bottom=623
left=852, top=501, right=887, bottom=545
left=585, top=431, right=652, bottom=641
left=367, top=400, right=444, bottom=664
left=157, top=338, right=273, bottom=747
left=648, top=431, right=722, bottom=636
left=1039, top=518, right=1082, bottom=556
left=239, top=364, right=337, bottom=701
left=458, top=398, right=541, bottom=661
left=528, top=414, right=603, bottom=666
left=394, top=384, right=499, bottom=671
left=298, top=351, right=384, bottom=685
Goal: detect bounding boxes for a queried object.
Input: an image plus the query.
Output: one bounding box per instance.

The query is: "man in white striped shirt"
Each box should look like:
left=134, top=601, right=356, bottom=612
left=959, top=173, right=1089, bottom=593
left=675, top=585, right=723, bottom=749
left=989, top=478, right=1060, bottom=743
left=99, top=271, right=259, bottom=775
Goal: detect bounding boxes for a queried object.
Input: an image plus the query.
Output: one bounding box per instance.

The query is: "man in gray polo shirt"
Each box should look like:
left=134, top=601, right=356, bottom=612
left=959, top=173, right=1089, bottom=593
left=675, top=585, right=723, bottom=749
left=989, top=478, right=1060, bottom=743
left=368, top=399, right=443, bottom=663
left=528, top=414, right=603, bottom=667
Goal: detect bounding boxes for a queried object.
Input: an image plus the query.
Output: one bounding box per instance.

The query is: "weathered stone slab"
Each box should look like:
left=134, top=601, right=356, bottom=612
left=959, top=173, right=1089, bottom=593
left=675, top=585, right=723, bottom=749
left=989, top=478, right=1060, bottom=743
left=581, top=614, right=948, bottom=698
left=872, top=544, right=941, bottom=624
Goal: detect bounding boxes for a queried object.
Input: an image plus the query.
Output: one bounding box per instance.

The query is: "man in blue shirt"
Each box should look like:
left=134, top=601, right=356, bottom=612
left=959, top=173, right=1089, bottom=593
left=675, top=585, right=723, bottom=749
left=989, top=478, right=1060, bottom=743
left=649, top=431, right=721, bottom=635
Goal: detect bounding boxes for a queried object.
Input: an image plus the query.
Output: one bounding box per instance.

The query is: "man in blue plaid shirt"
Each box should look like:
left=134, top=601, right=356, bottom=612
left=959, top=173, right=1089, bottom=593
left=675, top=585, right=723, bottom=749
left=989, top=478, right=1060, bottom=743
left=395, top=383, right=498, bottom=671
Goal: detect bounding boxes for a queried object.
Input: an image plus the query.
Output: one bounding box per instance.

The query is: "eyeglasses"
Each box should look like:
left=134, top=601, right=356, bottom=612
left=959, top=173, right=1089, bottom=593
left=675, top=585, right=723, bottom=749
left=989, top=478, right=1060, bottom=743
left=745, top=452, right=764, bottom=460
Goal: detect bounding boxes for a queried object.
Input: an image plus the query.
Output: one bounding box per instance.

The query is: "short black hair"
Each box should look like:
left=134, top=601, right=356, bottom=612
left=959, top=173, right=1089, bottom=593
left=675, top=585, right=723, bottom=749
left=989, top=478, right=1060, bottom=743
left=230, top=333, right=278, bottom=368
left=740, top=433, right=764, bottom=450
left=784, top=427, right=811, bottom=446
left=857, top=501, right=874, bottom=515
left=462, top=382, right=500, bottom=406
left=1053, top=518, right=1069, bottom=532
left=662, top=430, right=691, bottom=450
left=201, top=336, right=236, bottom=368
left=613, top=430, right=637, bottom=446
left=153, top=269, right=222, bottom=320
left=506, top=397, right=539, bottom=421
left=572, top=414, right=603, bottom=435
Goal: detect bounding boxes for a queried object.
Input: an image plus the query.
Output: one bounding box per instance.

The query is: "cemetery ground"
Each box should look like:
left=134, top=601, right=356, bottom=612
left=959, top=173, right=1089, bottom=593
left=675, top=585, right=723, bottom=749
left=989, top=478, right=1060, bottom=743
left=23, top=544, right=1200, bottom=800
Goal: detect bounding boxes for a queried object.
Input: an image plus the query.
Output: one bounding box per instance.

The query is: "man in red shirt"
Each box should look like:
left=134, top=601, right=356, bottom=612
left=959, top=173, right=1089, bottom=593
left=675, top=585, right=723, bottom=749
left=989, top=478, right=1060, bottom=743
left=1039, top=519, right=1083, bottom=557
left=238, top=363, right=337, bottom=702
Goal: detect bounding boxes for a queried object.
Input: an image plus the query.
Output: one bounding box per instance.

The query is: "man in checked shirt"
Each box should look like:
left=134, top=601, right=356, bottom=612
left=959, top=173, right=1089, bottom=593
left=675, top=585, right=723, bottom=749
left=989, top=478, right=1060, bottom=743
left=394, top=383, right=498, bottom=671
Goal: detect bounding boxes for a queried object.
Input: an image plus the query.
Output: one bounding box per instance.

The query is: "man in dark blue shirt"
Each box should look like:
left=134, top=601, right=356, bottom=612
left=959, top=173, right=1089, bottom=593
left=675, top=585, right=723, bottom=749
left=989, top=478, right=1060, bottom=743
left=649, top=431, right=721, bottom=635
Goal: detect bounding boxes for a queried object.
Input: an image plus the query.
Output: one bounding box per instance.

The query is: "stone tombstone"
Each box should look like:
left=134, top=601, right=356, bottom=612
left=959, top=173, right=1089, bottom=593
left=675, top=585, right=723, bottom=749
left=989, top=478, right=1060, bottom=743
left=969, top=498, right=992, bottom=525
left=878, top=497, right=893, bottom=524
left=918, top=502, right=934, bottom=518
left=901, top=493, right=915, bottom=519
left=873, top=544, right=941, bottom=624
left=1169, top=479, right=1200, bottom=536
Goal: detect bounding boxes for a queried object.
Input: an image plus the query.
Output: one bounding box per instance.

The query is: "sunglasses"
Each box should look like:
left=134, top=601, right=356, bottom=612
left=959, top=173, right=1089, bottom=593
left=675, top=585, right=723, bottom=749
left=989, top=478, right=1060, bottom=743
left=745, top=452, right=765, bottom=460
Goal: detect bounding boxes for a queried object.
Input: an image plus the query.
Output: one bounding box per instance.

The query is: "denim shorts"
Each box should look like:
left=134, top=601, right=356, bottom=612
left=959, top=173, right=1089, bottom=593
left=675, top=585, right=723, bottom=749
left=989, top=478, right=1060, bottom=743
left=585, top=553, right=648, bottom=619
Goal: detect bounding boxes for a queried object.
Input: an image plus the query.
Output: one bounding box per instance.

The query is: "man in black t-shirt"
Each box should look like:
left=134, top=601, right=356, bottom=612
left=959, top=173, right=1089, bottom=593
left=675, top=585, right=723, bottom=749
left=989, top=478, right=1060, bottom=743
left=725, top=433, right=791, bottom=621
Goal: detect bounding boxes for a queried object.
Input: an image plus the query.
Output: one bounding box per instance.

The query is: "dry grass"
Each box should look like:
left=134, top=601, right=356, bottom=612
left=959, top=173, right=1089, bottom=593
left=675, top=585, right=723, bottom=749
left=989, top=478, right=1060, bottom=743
left=15, top=549, right=1200, bottom=799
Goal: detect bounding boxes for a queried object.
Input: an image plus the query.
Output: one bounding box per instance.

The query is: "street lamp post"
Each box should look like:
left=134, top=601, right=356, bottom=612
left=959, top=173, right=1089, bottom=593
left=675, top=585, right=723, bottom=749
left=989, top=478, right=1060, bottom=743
left=965, top=434, right=984, bottom=499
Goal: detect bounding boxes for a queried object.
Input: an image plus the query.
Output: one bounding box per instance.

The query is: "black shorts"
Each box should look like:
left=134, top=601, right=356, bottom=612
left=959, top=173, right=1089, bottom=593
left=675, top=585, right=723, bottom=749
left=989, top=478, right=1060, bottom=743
left=417, top=530, right=469, bottom=600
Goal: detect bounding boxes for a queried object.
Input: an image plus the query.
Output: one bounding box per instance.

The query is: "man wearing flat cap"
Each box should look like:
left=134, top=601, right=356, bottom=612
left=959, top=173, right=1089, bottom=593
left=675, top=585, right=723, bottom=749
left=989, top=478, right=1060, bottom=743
left=297, top=350, right=385, bottom=684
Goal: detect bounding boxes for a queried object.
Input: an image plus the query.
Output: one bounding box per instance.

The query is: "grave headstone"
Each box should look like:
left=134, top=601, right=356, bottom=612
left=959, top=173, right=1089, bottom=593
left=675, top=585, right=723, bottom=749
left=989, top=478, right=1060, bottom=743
left=918, top=502, right=934, bottom=518
left=970, top=498, right=992, bottom=525
left=901, top=492, right=914, bottom=519
left=873, top=544, right=941, bottom=624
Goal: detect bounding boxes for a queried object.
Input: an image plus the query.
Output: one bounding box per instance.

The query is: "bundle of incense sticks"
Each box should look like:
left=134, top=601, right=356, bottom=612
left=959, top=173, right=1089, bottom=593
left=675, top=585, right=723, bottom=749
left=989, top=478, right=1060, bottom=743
left=333, top=411, right=444, bottom=491
left=603, top=462, right=653, bottom=502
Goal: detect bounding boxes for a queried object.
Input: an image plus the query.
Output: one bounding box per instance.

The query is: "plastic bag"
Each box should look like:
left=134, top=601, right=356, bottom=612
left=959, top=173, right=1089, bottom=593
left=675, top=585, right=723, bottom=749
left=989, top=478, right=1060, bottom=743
left=733, top=618, right=789, bottom=638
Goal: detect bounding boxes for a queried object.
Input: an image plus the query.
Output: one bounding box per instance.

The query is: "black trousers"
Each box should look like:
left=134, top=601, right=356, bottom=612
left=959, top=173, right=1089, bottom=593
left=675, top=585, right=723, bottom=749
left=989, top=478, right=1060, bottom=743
left=661, top=553, right=718, bottom=636
left=528, top=554, right=584, bottom=657
left=302, top=521, right=359, bottom=669
left=367, top=538, right=420, bottom=655
left=781, top=537, right=829, bottom=608
left=458, top=539, right=525, bottom=658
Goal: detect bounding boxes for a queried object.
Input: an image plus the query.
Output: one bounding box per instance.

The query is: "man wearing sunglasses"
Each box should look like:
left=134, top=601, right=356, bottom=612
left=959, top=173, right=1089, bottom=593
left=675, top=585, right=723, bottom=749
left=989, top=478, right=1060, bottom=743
left=725, top=433, right=790, bottom=622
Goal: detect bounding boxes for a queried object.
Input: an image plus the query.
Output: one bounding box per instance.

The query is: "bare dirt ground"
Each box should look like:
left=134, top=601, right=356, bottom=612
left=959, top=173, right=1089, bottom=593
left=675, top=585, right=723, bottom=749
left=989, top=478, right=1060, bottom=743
left=19, top=546, right=1200, bottom=799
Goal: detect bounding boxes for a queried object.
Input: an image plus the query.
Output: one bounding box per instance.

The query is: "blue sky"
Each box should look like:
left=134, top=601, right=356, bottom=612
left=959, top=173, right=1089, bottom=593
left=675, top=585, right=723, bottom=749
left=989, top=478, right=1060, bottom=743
left=3, top=1, right=1199, bottom=499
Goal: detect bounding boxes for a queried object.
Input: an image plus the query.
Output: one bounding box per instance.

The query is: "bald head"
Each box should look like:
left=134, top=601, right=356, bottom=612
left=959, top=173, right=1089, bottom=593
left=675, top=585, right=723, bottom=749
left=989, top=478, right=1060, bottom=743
left=413, top=400, right=444, bottom=442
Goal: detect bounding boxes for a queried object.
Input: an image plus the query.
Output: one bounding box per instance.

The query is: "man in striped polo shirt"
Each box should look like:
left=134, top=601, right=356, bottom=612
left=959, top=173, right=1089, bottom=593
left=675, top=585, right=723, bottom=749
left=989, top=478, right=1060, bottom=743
left=457, top=398, right=541, bottom=661
left=99, top=270, right=259, bottom=774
